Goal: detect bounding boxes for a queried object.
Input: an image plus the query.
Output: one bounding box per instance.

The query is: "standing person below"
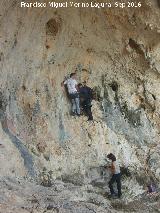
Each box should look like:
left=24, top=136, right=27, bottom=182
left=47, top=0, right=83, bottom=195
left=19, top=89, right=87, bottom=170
left=63, top=73, right=81, bottom=116
left=107, top=153, right=122, bottom=198
left=78, top=81, right=93, bottom=121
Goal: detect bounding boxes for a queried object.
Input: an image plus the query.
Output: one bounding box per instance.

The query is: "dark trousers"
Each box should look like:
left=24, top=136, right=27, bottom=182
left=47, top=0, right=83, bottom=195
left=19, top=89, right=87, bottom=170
left=81, top=99, right=93, bottom=120
left=108, top=173, right=122, bottom=197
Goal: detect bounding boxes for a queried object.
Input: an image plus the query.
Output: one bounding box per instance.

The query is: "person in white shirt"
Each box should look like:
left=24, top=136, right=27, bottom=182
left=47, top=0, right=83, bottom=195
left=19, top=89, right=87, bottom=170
left=63, top=73, right=80, bottom=116
left=107, top=153, right=122, bottom=198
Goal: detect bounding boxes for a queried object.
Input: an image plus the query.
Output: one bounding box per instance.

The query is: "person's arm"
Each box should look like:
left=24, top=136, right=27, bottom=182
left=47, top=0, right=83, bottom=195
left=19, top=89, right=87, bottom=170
left=105, top=165, right=113, bottom=170
left=74, top=80, right=79, bottom=92
left=111, top=162, right=116, bottom=174
left=75, top=84, right=79, bottom=92
left=104, top=164, right=110, bottom=169
left=61, top=81, right=65, bottom=87
left=61, top=79, right=67, bottom=87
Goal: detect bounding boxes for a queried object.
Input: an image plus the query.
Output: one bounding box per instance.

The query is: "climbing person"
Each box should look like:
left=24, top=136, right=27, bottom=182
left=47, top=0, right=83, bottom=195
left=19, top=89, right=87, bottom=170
left=62, top=73, right=81, bottom=116
left=107, top=153, right=122, bottom=198
left=78, top=81, right=93, bottom=121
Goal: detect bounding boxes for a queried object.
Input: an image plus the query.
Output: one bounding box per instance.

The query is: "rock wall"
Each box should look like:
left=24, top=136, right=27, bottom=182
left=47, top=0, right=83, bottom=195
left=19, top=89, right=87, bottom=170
left=0, top=0, right=160, bottom=192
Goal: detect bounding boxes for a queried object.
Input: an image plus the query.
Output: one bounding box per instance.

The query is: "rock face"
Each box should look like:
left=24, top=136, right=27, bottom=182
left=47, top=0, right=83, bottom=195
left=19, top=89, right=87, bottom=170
left=0, top=0, right=160, bottom=211
left=1, top=177, right=160, bottom=213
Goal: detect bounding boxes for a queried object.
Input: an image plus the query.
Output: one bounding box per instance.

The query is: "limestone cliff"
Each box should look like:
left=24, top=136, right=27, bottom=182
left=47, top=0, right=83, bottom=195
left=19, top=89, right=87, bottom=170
left=0, top=0, right=160, bottom=212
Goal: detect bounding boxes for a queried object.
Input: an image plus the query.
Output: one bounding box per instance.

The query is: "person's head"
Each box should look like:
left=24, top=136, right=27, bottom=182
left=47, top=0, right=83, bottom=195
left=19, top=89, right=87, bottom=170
left=107, top=153, right=116, bottom=162
left=70, top=73, right=76, bottom=79
left=82, top=81, right=87, bottom=86
left=78, top=83, right=83, bottom=88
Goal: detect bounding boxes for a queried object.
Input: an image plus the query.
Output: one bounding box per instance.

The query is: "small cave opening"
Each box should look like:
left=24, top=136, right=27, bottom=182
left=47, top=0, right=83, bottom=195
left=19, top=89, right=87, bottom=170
left=109, top=81, right=118, bottom=92
left=152, top=94, right=156, bottom=100
left=22, top=85, right=26, bottom=91
left=128, top=38, right=144, bottom=55
left=46, top=18, right=60, bottom=37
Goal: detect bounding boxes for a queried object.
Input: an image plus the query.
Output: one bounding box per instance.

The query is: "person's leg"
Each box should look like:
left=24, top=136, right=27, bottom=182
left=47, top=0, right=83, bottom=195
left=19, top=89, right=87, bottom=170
left=75, top=97, right=80, bottom=115
left=116, top=174, right=122, bottom=197
left=108, top=175, right=116, bottom=195
left=81, top=101, right=86, bottom=114
left=83, top=101, right=88, bottom=115
left=87, top=106, right=93, bottom=120
left=71, top=98, right=76, bottom=115
left=85, top=100, right=93, bottom=120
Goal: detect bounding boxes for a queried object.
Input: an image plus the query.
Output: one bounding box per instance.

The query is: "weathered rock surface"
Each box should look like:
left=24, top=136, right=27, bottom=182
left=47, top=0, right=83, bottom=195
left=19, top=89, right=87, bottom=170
left=0, top=0, right=160, bottom=212
left=0, top=177, right=160, bottom=213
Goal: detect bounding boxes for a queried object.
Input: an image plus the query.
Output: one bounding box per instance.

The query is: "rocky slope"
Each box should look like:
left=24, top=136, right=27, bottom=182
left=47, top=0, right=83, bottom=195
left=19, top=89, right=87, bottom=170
left=0, top=0, right=160, bottom=212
